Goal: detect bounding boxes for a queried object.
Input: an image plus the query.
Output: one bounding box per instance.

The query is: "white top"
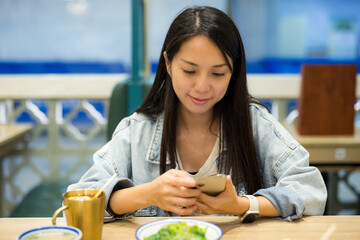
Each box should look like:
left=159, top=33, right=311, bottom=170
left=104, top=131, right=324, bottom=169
left=176, top=135, right=220, bottom=177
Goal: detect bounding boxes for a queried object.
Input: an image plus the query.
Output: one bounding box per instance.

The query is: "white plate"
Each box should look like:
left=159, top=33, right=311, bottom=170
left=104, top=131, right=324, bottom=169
left=135, top=218, right=223, bottom=240
left=17, top=226, right=82, bottom=240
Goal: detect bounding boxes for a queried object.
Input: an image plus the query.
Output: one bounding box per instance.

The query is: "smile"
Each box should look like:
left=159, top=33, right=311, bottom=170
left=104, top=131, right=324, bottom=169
left=190, top=96, right=209, bottom=105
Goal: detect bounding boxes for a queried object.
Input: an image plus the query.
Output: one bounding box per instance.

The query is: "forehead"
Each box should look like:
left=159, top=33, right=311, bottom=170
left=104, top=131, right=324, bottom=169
left=173, top=35, right=232, bottom=67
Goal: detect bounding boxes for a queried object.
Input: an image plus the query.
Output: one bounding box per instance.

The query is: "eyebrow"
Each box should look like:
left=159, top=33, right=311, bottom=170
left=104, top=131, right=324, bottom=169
left=180, top=58, right=228, bottom=68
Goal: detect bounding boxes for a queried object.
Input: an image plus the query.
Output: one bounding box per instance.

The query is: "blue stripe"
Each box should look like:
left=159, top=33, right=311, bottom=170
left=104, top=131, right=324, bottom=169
left=0, top=62, right=128, bottom=74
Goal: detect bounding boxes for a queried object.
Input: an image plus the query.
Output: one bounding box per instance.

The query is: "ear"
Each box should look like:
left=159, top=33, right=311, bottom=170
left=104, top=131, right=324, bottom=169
left=163, top=51, right=171, bottom=77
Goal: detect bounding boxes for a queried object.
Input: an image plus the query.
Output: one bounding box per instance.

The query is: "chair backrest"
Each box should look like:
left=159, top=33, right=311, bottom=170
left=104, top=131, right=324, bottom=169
left=107, top=80, right=153, bottom=140
left=107, top=81, right=128, bottom=140
left=297, top=64, right=357, bottom=135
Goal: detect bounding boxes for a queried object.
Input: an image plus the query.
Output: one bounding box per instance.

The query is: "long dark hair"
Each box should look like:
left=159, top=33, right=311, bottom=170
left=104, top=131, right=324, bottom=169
left=136, top=6, right=261, bottom=194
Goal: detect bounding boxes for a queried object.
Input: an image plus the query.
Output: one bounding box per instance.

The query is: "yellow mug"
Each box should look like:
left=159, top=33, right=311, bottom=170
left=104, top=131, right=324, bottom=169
left=52, top=189, right=105, bottom=240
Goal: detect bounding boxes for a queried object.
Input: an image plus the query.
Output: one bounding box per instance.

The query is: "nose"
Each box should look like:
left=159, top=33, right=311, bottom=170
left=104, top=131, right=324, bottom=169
left=193, top=74, right=210, bottom=93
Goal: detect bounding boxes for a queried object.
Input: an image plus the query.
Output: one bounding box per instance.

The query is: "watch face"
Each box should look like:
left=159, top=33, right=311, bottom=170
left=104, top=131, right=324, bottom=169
left=241, top=213, right=258, bottom=223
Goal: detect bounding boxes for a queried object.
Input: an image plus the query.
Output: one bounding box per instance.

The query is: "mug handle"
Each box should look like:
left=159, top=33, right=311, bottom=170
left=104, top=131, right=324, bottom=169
left=52, top=205, right=68, bottom=225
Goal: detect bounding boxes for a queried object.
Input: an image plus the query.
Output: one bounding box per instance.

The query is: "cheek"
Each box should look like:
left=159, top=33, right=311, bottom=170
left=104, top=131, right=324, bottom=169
left=216, top=80, right=231, bottom=99
left=171, top=76, right=187, bottom=98
left=171, top=79, right=180, bottom=96
left=171, top=71, right=191, bottom=92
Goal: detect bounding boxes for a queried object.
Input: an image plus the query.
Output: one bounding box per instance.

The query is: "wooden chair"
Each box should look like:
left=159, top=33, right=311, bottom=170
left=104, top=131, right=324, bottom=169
left=297, top=64, right=357, bottom=135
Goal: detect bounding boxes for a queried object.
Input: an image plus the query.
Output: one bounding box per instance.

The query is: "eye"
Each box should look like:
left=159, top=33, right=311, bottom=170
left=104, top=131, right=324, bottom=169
left=182, top=69, right=195, bottom=75
left=213, top=72, right=225, bottom=77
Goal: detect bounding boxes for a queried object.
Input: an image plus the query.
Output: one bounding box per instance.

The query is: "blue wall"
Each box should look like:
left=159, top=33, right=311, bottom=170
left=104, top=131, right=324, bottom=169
left=0, top=0, right=359, bottom=74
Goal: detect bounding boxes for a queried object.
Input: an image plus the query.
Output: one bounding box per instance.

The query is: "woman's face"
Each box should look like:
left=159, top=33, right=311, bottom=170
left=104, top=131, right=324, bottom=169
left=165, top=35, right=232, bottom=117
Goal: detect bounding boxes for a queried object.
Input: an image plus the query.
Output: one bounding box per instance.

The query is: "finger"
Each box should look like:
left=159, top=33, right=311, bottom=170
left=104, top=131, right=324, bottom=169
left=166, top=196, right=198, bottom=208
left=225, top=175, right=233, bottom=189
left=171, top=204, right=197, bottom=216
left=177, top=197, right=198, bottom=208
left=167, top=169, right=192, bottom=178
left=197, top=191, right=214, bottom=203
left=159, top=185, right=199, bottom=203
left=219, top=175, right=235, bottom=196
left=196, top=200, right=212, bottom=215
left=167, top=174, right=196, bottom=188
left=178, top=186, right=201, bottom=197
left=168, top=169, right=196, bottom=181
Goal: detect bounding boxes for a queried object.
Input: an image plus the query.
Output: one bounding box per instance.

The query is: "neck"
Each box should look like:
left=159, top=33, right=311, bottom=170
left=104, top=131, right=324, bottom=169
left=177, top=105, right=217, bottom=133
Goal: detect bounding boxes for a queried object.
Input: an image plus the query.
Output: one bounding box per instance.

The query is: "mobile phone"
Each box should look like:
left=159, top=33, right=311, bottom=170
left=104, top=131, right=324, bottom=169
left=193, top=174, right=226, bottom=196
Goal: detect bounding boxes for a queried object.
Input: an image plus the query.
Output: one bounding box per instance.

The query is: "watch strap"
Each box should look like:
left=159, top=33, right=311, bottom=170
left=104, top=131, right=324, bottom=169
left=243, top=195, right=259, bottom=213
left=240, top=195, right=259, bottom=223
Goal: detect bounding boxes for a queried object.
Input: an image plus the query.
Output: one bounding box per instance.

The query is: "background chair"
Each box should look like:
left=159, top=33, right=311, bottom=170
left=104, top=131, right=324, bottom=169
left=297, top=64, right=357, bottom=135
left=107, top=79, right=153, bottom=140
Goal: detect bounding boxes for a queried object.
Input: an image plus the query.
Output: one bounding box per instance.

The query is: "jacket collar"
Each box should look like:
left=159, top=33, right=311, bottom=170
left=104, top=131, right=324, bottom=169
left=145, top=112, right=169, bottom=164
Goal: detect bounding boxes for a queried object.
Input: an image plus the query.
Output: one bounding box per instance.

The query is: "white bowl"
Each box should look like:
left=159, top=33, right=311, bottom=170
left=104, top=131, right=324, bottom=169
left=135, top=218, right=223, bottom=240
left=18, top=226, right=82, bottom=240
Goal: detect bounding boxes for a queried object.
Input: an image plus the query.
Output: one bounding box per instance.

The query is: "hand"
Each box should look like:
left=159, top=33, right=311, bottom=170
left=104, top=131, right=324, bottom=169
left=195, top=175, right=247, bottom=215
left=148, top=169, right=201, bottom=215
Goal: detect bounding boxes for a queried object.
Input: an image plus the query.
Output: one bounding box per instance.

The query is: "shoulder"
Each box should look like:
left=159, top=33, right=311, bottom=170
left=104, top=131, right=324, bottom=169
left=249, top=102, right=271, bottom=120
left=112, top=112, right=163, bottom=137
left=249, top=102, right=283, bottom=131
left=249, top=102, right=275, bottom=130
left=249, top=102, right=299, bottom=150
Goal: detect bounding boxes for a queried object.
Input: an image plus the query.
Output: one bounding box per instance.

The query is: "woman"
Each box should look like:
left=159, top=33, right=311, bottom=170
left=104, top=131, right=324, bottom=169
left=68, top=6, right=327, bottom=222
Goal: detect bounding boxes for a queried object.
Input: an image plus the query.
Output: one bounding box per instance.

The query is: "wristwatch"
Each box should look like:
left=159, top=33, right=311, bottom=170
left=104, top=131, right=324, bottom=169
left=240, top=195, right=259, bottom=223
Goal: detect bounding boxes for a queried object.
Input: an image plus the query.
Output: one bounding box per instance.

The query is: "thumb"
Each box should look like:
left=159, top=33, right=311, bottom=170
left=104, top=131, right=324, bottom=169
left=225, top=175, right=234, bottom=190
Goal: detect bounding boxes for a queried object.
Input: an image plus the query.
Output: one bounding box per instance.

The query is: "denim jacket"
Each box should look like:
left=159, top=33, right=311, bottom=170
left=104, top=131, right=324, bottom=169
left=68, top=103, right=327, bottom=222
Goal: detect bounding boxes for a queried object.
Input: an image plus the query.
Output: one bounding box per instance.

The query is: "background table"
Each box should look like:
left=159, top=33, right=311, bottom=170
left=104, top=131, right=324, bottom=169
left=1, top=216, right=359, bottom=240
left=285, top=125, right=360, bottom=215
left=286, top=125, right=360, bottom=169
left=0, top=124, right=33, bottom=217
left=0, top=124, right=32, bottom=159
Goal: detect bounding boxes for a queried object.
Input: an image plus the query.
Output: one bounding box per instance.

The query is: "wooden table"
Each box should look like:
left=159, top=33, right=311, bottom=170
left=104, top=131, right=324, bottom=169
left=0, top=124, right=32, bottom=159
left=0, top=124, right=33, bottom=217
left=0, top=216, right=359, bottom=239
left=285, top=125, right=360, bottom=170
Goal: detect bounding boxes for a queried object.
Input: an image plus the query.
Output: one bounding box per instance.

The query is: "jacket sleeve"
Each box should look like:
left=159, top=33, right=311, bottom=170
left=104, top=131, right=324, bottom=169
left=67, top=116, right=136, bottom=222
left=251, top=104, right=327, bottom=221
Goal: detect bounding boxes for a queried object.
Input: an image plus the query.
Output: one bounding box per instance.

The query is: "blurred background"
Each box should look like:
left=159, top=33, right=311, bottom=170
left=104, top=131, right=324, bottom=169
left=1, top=0, right=359, bottom=74
left=0, top=0, right=359, bottom=217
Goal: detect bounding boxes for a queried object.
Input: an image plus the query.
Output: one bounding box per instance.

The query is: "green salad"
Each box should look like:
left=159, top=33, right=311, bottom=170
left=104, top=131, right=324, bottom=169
left=144, top=222, right=207, bottom=240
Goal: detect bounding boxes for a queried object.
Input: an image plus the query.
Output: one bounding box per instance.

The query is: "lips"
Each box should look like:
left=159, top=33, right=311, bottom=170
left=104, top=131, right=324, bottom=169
left=190, top=96, right=209, bottom=105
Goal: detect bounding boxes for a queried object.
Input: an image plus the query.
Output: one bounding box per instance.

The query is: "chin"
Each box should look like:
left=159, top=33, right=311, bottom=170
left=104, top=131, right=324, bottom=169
left=188, top=106, right=213, bottom=115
